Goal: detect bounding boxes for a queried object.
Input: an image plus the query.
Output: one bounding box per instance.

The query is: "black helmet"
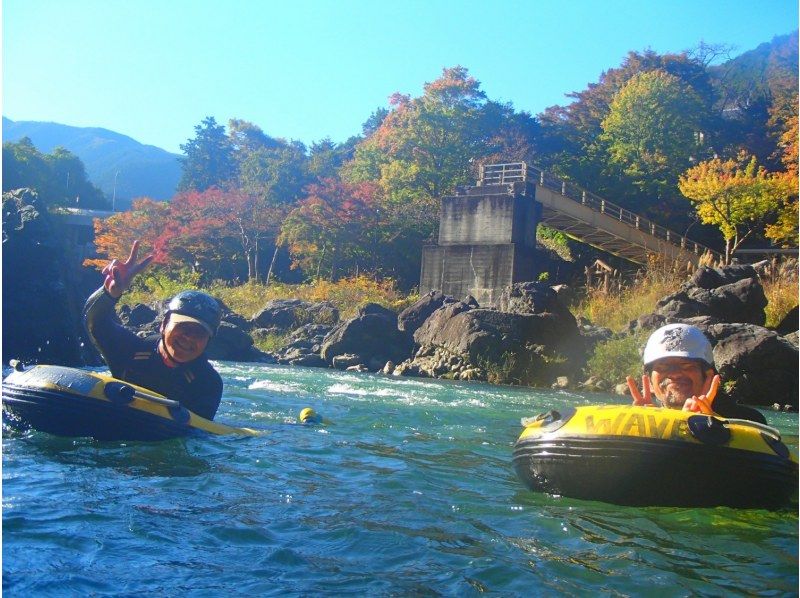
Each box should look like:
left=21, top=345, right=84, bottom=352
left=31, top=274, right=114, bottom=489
left=166, top=291, right=222, bottom=336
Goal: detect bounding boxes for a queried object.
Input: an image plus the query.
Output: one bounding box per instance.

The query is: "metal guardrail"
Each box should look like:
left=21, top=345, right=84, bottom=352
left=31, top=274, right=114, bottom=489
left=479, top=162, right=717, bottom=258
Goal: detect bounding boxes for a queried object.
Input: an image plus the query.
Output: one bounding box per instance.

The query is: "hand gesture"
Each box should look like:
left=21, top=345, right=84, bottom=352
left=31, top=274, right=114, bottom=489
left=682, top=374, right=720, bottom=415
left=626, top=375, right=656, bottom=407
left=102, top=240, right=154, bottom=298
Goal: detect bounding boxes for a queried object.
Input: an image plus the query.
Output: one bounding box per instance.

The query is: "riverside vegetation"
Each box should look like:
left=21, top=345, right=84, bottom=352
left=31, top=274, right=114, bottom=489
left=117, top=257, right=798, bottom=393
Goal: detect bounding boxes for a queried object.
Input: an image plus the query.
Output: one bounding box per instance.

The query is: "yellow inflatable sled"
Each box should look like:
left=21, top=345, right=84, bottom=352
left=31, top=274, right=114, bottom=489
left=2, top=364, right=261, bottom=441
left=513, top=405, right=798, bottom=508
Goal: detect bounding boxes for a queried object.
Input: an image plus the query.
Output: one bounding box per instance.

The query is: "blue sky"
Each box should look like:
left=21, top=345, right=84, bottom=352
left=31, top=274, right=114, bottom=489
left=3, top=0, right=797, bottom=154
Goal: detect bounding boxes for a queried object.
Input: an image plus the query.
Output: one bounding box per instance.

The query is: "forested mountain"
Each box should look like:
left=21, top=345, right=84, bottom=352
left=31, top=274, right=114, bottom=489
left=2, top=117, right=180, bottom=208
left=709, top=31, right=798, bottom=169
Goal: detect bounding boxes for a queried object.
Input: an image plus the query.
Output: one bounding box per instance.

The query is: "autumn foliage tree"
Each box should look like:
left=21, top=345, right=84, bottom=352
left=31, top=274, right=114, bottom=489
left=345, top=66, right=538, bottom=209
left=85, top=198, right=170, bottom=270
left=601, top=70, right=708, bottom=200
left=155, top=187, right=287, bottom=282
left=678, top=154, right=795, bottom=263
left=280, top=179, right=384, bottom=279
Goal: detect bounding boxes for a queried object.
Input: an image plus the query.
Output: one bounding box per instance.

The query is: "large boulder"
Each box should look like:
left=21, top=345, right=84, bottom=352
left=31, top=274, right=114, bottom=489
left=272, top=324, right=332, bottom=367
left=653, top=265, right=767, bottom=325
left=707, top=323, right=798, bottom=408
left=412, top=299, right=583, bottom=385
left=251, top=299, right=339, bottom=330
left=498, top=281, right=574, bottom=321
left=207, top=321, right=271, bottom=362
left=320, top=303, right=413, bottom=370
left=119, top=303, right=158, bottom=328
left=774, top=305, right=799, bottom=335
left=397, top=291, right=456, bottom=334
left=691, top=264, right=759, bottom=289
left=2, top=188, right=91, bottom=366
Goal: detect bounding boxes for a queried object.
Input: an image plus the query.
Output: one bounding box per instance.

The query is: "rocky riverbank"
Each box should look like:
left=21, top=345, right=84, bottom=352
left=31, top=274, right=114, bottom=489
left=92, top=264, right=797, bottom=409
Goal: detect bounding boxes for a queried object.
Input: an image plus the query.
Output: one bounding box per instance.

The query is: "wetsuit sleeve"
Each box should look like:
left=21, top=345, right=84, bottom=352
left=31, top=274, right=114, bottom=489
left=83, top=286, right=141, bottom=373
left=713, top=391, right=767, bottom=424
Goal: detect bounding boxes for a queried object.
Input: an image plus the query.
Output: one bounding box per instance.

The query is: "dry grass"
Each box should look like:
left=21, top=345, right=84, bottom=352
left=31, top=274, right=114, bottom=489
left=760, top=259, right=799, bottom=328
left=577, top=256, right=798, bottom=333
left=210, top=276, right=418, bottom=320
left=120, top=270, right=418, bottom=320
left=574, top=257, right=690, bottom=332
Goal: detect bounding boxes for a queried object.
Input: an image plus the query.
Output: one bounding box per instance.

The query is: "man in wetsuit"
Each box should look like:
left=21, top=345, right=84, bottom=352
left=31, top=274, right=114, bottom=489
left=84, top=241, right=223, bottom=420
left=626, top=323, right=767, bottom=424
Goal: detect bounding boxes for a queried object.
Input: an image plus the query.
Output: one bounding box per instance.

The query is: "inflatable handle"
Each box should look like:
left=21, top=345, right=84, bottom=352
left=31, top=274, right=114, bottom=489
left=687, top=415, right=731, bottom=445
left=132, top=389, right=182, bottom=409
left=105, top=382, right=184, bottom=411
left=723, top=419, right=782, bottom=442
left=520, top=408, right=574, bottom=434
left=104, top=382, right=135, bottom=404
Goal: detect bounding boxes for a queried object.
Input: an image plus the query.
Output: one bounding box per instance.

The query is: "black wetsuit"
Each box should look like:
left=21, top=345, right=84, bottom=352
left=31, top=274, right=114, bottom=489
left=84, top=287, right=222, bottom=420
left=708, top=390, right=767, bottom=424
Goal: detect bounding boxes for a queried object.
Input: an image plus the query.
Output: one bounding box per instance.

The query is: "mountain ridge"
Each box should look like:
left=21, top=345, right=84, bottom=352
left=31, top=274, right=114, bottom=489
left=2, top=117, right=181, bottom=209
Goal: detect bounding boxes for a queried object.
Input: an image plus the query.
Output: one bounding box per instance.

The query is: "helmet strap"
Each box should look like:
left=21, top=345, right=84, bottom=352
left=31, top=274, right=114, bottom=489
left=158, top=333, right=181, bottom=368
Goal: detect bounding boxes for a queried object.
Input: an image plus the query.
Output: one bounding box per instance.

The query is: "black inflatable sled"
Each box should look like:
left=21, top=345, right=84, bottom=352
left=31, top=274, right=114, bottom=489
left=2, top=365, right=260, bottom=441
left=513, top=405, right=797, bottom=508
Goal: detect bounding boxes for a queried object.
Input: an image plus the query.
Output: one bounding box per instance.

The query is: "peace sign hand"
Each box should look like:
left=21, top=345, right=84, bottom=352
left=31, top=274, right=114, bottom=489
left=682, top=374, right=720, bottom=415
left=626, top=375, right=656, bottom=407
left=102, top=240, right=154, bottom=298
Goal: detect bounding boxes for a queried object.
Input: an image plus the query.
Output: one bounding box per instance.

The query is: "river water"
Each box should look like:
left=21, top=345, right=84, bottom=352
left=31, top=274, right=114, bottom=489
left=3, top=363, right=798, bottom=596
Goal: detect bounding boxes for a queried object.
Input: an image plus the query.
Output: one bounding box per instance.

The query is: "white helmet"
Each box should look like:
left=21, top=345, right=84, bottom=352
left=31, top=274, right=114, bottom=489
left=643, top=324, right=714, bottom=368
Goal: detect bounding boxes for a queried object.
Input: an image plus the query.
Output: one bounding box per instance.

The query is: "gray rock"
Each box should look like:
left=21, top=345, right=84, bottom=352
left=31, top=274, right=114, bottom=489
left=497, top=281, right=573, bottom=319
left=122, top=303, right=158, bottom=327
left=551, top=284, right=574, bottom=303
left=251, top=300, right=338, bottom=330
left=775, top=305, right=799, bottom=335
left=551, top=376, right=570, bottom=389
left=221, top=311, right=252, bottom=331
left=413, top=301, right=583, bottom=386
left=579, top=376, right=609, bottom=391
left=398, top=291, right=456, bottom=334
left=321, top=308, right=413, bottom=368
left=654, top=275, right=767, bottom=325
left=628, top=313, right=667, bottom=334
left=691, top=265, right=758, bottom=290
left=462, top=295, right=480, bottom=308
left=288, top=353, right=327, bottom=368
left=207, top=321, right=256, bottom=361
left=332, top=353, right=363, bottom=370
left=708, top=322, right=798, bottom=408
left=290, top=324, right=332, bottom=342
left=784, top=331, right=799, bottom=348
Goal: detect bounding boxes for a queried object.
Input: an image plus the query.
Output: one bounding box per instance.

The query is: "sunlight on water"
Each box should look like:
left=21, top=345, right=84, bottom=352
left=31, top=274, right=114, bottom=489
left=3, top=363, right=798, bottom=595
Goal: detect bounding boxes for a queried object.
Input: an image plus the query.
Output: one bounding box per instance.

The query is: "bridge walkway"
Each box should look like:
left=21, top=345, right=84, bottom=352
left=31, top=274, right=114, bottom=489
left=479, top=163, right=720, bottom=266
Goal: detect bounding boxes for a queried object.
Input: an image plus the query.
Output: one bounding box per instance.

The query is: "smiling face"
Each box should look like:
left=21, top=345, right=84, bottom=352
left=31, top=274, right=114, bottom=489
left=648, top=357, right=713, bottom=408
left=160, top=317, right=211, bottom=363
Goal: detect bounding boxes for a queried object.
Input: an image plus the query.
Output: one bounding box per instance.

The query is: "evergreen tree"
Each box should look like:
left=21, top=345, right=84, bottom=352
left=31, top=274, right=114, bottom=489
left=178, top=116, right=237, bottom=192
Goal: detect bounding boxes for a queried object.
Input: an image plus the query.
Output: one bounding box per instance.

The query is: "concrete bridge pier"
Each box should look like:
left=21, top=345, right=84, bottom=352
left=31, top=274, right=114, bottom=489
left=420, top=181, right=540, bottom=307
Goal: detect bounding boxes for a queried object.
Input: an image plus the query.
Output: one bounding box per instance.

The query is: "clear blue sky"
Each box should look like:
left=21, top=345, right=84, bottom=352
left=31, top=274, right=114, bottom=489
left=3, top=0, right=797, bottom=154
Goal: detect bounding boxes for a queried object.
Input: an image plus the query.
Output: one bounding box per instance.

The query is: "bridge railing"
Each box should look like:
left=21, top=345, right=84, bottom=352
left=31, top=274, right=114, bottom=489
left=480, top=162, right=717, bottom=258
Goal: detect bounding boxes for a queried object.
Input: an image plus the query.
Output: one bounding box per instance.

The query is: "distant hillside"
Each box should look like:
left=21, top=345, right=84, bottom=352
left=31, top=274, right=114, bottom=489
left=2, top=117, right=181, bottom=209
left=710, top=31, right=798, bottom=113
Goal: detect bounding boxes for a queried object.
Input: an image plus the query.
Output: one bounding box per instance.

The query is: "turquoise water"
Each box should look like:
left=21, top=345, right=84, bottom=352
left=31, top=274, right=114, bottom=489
left=3, top=363, right=798, bottom=596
